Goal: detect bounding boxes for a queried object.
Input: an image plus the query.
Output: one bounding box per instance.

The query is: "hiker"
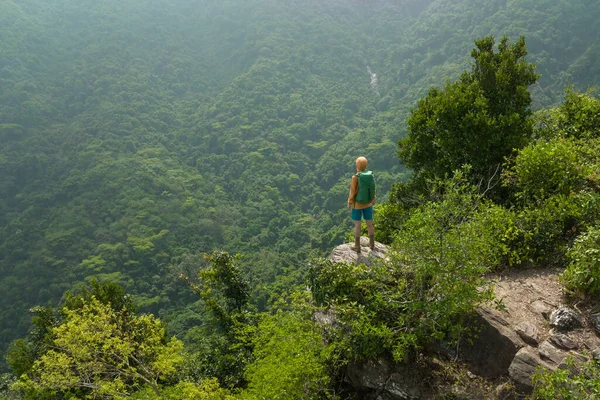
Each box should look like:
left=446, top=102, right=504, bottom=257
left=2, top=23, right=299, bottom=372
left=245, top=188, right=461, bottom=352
left=347, top=156, right=376, bottom=252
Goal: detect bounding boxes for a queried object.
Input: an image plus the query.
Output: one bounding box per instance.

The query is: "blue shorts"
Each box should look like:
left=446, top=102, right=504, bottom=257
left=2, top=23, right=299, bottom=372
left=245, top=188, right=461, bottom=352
left=351, top=206, right=373, bottom=221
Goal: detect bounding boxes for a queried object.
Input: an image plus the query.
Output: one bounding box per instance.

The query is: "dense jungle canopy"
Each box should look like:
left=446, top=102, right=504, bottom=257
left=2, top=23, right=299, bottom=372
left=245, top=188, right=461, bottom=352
left=1, top=0, right=600, bottom=394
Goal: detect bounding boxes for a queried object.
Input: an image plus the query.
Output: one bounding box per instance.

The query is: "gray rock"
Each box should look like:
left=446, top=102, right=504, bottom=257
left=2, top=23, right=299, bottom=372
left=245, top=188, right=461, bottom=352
left=508, top=347, right=553, bottom=393
left=459, top=309, right=522, bottom=378
left=529, top=300, right=554, bottom=320
left=593, top=348, right=600, bottom=361
left=385, top=373, right=420, bottom=400
left=538, top=341, right=567, bottom=365
left=548, top=333, right=578, bottom=351
left=515, top=322, right=540, bottom=346
left=346, top=358, right=391, bottom=390
left=549, top=307, right=582, bottom=331
left=329, top=237, right=389, bottom=265
left=313, top=309, right=336, bottom=326
left=590, top=313, right=600, bottom=333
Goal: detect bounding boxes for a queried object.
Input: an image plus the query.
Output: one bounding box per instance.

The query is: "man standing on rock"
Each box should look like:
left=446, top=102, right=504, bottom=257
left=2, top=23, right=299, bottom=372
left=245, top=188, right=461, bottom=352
left=347, top=156, right=376, bottom=253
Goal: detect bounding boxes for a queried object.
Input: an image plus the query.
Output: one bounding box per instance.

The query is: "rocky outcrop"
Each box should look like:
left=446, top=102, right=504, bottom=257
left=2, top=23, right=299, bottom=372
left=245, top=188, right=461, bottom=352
left=345, top=358, right=420, bottom=400
left=325, top=243, right=600, bottom=398
left=458, top=268, right=600, bottom=394
left=329, top=236, right=389, bottom=265
left=508, top=347, right=553, bottom=392
left=329, top=240, right=423, bottom=399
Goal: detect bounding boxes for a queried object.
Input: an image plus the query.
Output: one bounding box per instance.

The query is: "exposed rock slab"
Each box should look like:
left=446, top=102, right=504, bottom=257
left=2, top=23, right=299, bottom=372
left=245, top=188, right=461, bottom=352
left=458, top=309, right=522, bottom=378
left=509, top=347, right=553, bottom=393
left=329, top=236, right=389, bottom=265
left=549, top=333, right=578, bottom=351
left=346, top=358, right=391, bottom=390
left=515, top=322, right=540, bottom=346
left=538, top=340, right=568, bottom=365
left=385, top=373, right=420, bottom=400
left=458, top=270, right=562, bottom=378
left=590, top=313, right=600, bottom=333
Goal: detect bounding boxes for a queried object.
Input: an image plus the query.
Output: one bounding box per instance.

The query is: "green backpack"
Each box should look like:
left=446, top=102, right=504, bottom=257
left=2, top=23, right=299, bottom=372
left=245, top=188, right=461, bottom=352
left=355, top=170, right=375, bottom=203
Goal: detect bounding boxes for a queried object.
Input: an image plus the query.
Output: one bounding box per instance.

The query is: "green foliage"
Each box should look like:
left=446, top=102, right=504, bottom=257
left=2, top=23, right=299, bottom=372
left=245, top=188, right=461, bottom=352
left=13, top=296, right=183, bottom=399
left=2, top=3, right=600, bottom=396
left=400, top=35, right=539, bottom=187
left=6, top=307, right=58, bottom=379
left=182, top=251, right=254, bottom=388
left=132, top=378, right=236, bottom=400
left=501, top=90, right=600, bottom=267
left=535, top=88, right=600, bottom=140
left=1, top=0, right=599, bottom=372
left=508, top=194, right=584, bottom=266
left=561, top=226, right=600, bottom=295
left=504, top=138, right=588, bottom=203
left=241, top=305, right=331, bottom=400
left=0, top=373, right=19, bottom=400
left=62, top=278, right=137, bottom=315
left=310, top=169, right=498, bottom=362
left=531, top=357, right=600, bottom=400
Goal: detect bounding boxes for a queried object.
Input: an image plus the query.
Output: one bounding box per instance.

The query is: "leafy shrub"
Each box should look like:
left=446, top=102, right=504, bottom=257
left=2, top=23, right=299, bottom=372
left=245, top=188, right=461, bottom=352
left=507, top=194, right=584, bottom=266
left=308, top=258, right=400, bottom=359
left=532, top=357, right=600, bottom=399
left=132, top=379, right=235, bottom=400
left=561, top=226, right=600, bottom=295
left=240, top=300, right=331, bottom=400
left=504, top=137, right=587, bottom=203
left=309, top=169, right=501, bottom=362
left=535, top=89, right=600, bottom=141
left=12, top=297, right=183, bottom=399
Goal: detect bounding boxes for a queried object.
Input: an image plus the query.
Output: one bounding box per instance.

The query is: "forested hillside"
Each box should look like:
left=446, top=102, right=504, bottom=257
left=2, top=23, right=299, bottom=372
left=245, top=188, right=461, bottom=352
left=1, top=0, right=599, bottom=380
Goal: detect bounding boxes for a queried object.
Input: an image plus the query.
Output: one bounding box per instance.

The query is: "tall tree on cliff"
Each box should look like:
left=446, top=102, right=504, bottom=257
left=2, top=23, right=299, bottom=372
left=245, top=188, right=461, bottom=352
left=399, top=35, right=540, bottom=191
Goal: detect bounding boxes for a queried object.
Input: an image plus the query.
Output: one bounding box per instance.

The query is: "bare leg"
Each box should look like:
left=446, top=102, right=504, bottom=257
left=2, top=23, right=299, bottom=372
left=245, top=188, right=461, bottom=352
left=366, top=220, right=375, bottom=250
left=354, top=220, right=361, bottom=237
left=365, top=220, right=375, bottom=236
left=352, top=220, right=362, bottom=252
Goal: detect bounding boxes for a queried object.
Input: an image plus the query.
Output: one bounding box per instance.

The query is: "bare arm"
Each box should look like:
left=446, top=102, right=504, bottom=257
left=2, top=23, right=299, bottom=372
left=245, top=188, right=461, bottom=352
left=347, top=175, right=358, bottom=209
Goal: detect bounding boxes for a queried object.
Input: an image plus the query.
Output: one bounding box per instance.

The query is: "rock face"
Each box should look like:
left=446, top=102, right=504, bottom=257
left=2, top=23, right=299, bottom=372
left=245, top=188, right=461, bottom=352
left=458, top=268, right=600, bottom=394
left=508, top=347, right=553, bottom=392
left=345, top=358, right=420, bottom=400
left=515, top=322, right=540, bottom=346
left=325, top=243, right=600, bottom=398
left=458, top=309, right=522, bottom=378
left=550, top=307, right=583, bottom=331
left=329, top=241, right=421, bottom=399
left=329, top=236, right=389, bottom=265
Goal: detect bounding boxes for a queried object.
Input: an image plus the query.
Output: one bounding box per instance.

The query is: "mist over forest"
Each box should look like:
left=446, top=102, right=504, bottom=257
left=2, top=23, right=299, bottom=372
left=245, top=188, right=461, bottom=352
left=1, top=0, right=600, bottom=398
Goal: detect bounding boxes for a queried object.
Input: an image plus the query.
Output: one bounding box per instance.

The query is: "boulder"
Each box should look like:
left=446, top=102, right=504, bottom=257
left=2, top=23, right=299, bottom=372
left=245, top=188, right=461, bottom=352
left=538, top=340, right=568, bottom=365
left=590, top=313, right=600, bottom=333
left=346, top=358, right=391, bottom=390
left=508, top=347, right=553, bottom=393
left=515, top=322, right=540, bottom=346
left=458, top=308, right=522, bottom=378
left=530, top=300, right=553, bottom=320
left=550, top=307, right=583, bottom=331
left=548, top=333, right=578, bottom=351
left=384, top=373, right=420, bottom=400
left=329, top=236, right=389, bottom=265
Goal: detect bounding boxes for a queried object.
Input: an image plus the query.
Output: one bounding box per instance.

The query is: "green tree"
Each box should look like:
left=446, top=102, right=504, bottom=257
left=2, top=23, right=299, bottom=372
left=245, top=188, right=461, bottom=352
left=399, top=35, right=539, bottom=188
left=182, top=251, right=253, bottom=388
left=241, top=305, right=331, bottom=400
left=13, top=297, right=183, bottom=398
